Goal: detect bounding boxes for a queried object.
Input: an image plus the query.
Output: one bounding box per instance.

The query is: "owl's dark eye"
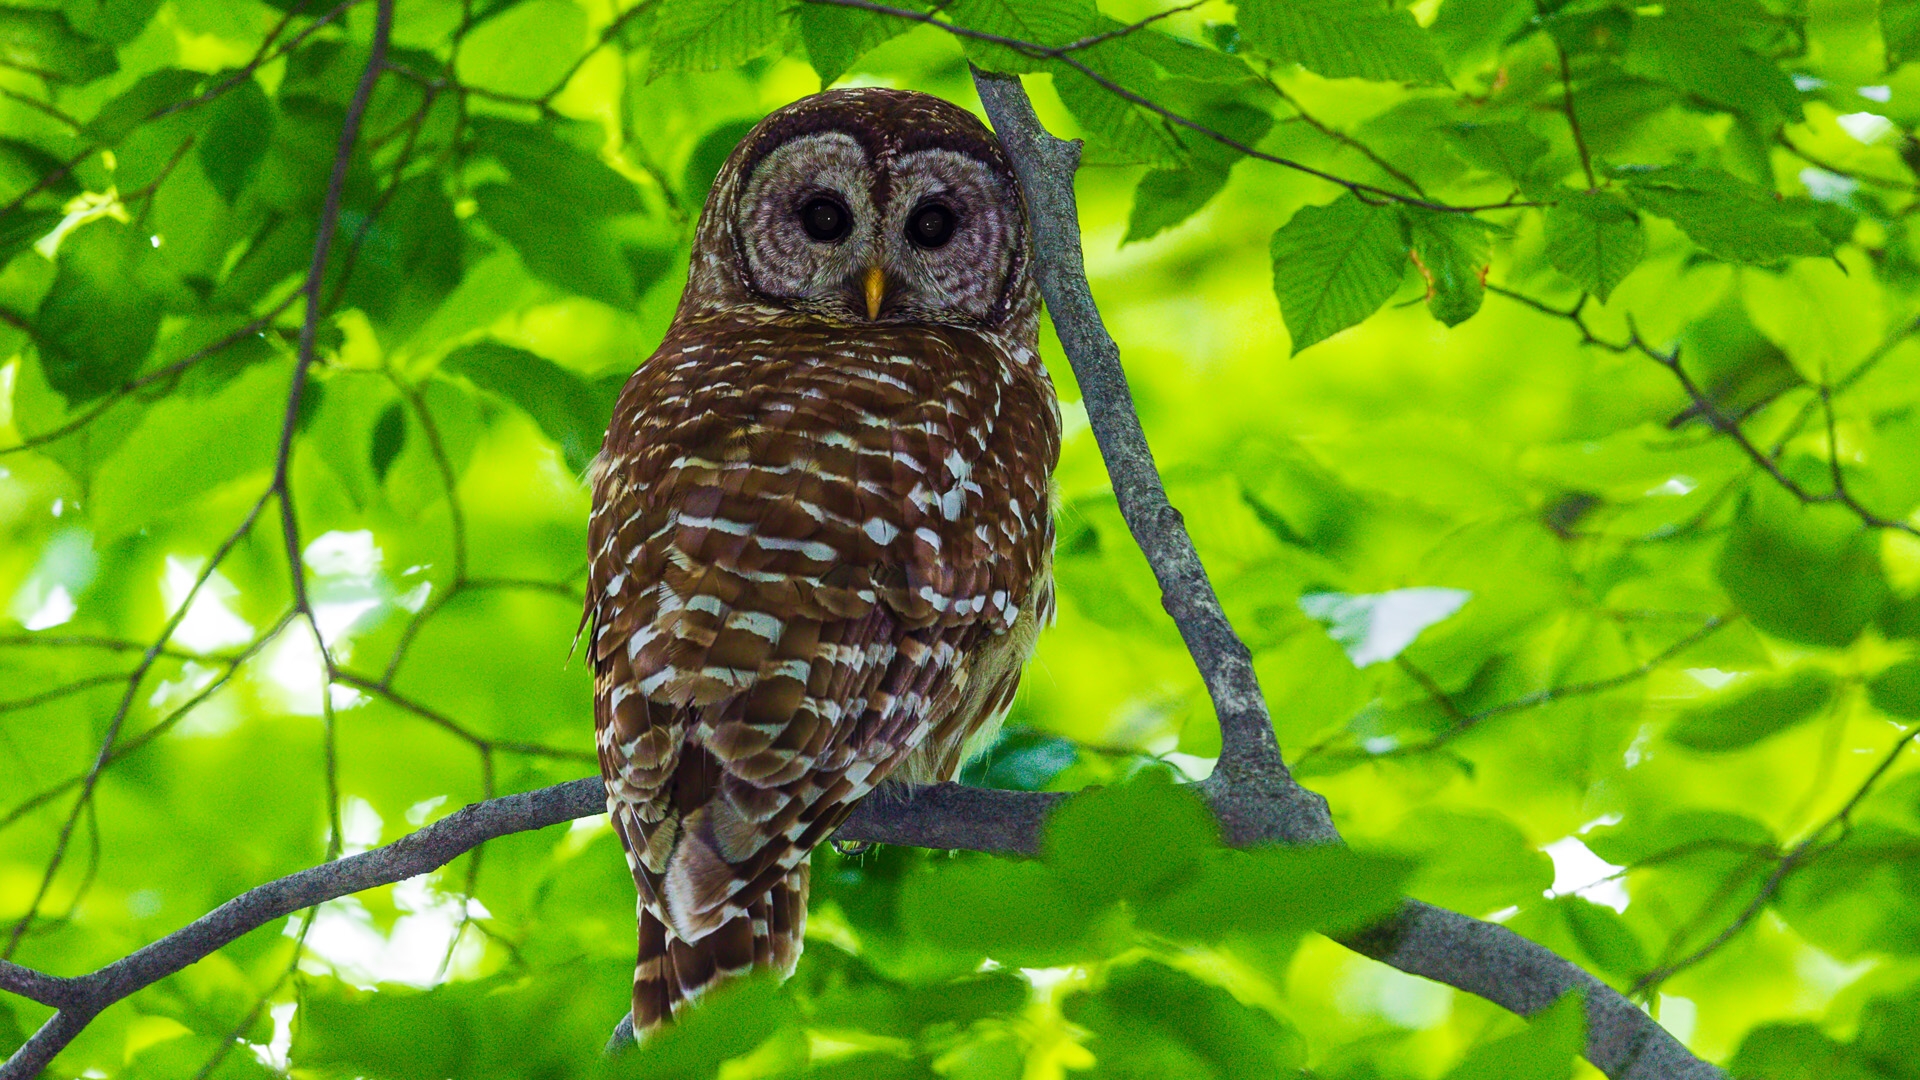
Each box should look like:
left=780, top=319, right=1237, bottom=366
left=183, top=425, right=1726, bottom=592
left=907, top=203, right=957, bottom=249
left=799, top=197, right=851, bottom=243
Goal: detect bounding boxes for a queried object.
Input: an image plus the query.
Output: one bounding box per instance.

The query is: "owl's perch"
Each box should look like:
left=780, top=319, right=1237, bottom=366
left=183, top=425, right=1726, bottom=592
left=964, top=70, right=1725, bottom=1080
left=0, top=70, right=1728, bottom=1080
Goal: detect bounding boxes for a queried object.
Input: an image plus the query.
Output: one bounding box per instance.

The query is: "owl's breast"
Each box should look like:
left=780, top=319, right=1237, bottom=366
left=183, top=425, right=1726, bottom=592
left=597, top=315, right=1058, bottom=642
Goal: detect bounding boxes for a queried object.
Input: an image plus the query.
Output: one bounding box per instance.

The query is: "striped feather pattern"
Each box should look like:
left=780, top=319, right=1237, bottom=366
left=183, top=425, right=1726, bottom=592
left=590, top=311, right=1058, bottom=1032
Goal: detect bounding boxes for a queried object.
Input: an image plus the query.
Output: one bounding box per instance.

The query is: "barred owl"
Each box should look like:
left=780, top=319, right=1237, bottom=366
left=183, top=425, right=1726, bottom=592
left=586, top=88, right=1061, bottom=1034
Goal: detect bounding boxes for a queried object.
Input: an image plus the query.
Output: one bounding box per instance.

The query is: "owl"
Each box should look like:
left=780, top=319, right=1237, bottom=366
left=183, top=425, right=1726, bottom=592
left=586, top=88, right=1061, bottom=1035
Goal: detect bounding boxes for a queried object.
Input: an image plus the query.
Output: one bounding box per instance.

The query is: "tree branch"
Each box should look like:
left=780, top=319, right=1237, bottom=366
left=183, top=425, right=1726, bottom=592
left=968, top=68, right=1723, bottom=1080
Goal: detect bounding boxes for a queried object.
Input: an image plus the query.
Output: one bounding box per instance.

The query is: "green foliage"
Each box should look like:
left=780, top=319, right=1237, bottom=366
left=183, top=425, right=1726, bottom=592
left=5, top=0, right=1920, bottom=1075
left=1063, top=959, right=1307, bottom=1077
left=647, top=0, right=795, bottom=78
left=1235, top=0, right=1446, bottom=86
left=198, top=77, right=274, bottom=204
left=1616, top=166, right=1834, bottom=266
left=443, top=342, right=623, bottom=474
left=1440, top=988, right=1584, bottom=1080
left=1666, top=667, right=1840, bottom=753
left=1404, top=209, right=1490, bottom=326
left=1717, top=485, right=1889, bottom=648
left=1269, top=193, right=1406, bottom=354
left=0, top=7, right=117, bottom=83
left=33, top=219, right=168, bottom=402
left=1543, top=192, right=1643, bottom=303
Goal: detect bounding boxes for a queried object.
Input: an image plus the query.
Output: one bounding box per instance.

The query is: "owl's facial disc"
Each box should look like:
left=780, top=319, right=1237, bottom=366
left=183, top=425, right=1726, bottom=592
left=733, top=125, right=1020, bottom=326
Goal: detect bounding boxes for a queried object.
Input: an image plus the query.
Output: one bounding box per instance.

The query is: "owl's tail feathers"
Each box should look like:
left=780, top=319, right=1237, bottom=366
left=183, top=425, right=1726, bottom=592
left=630, top=863, right=810, bottom=1037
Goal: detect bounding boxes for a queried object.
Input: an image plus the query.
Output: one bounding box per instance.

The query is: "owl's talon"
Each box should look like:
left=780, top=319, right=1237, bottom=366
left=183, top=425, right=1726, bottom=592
left=831, top=838, right=873, bottom=856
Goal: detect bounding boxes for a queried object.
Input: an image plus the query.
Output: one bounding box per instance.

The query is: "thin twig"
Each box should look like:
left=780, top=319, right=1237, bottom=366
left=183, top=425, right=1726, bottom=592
left=1632, top=725, right=1920, bottom=994
left=0, top=86, right=81, bottom=130
left=1552, top=35, right=1596, bottom=189
left=1487, top=285, right=1920, bottom=538
left=1258, top=68, right=1428, bottom=196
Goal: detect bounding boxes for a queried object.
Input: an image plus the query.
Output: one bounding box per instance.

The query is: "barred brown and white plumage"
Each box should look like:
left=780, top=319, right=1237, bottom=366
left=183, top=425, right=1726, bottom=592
left=586, top=88, right=1060, bottom=1034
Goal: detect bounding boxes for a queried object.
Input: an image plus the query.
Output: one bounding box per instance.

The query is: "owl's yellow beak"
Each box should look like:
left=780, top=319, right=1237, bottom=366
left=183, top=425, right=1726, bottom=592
left=863, top=265, right=885, bottom=320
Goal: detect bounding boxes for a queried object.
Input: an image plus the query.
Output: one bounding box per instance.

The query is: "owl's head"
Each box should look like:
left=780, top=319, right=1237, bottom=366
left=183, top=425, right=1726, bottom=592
left=685, top=88, right=1036, bottom=336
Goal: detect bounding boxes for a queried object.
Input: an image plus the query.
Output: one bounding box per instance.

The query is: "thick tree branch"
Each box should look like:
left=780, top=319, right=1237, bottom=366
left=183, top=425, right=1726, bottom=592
left=969, top=68, right=1724, bottom=1080
left=971, top=71, right=1334, bottom=846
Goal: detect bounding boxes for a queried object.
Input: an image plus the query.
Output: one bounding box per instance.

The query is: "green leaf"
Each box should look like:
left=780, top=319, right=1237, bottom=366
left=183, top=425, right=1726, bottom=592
left=442, top=341, right=624, bottom=474
left=1140, top=844, right=1413, bottom=942
left=369, top=400, right=407, bottom=483
left=336, top=176, right=466, bottom=341
left=0, top=207, right=58, bottom=264
left=1880, top=592, right=1920, bottom=642
left=1543, top=191, right=1645, bottom=303
left=34, top=219, right=165, bottom=403
left=0, top=6, right=117, bottom=82
left=960, top=728, right=1078, bottom=791
left=1125, top=25, right=1258, bottom=83
left=197, top=75, right=274, bottom=203
left=0, top=999, right=23, bottom=1057
left=800, top=0, right=917, bottom=84
left=1429, top=0, right=1533, bottom=72
left=1854, top=989, right=1920, bottom=1072
left=1124, top=101, right=1271, bottom=243
left=1666, top=667, right=1839, bottom=752
left=1050, top=42, right=1187, bottom=167
left=60, top=0, right=161, bottom=46
left=1044, top=774, right=1217, bottom=903
left=1444, top=122, right=1549, bottom=184
left=1270, top=194, right=1408, bottom=354
left=1555, top=896, right=1648, bottom=982
left=90, top=361, right=286, bottom=542
left=84, top=68, right=203, bottom=142
left=1398, top=810, right=1553, bottom=916
left=945, top=0, right=1096, bottom=73
left=609, top=975, right=799, bottom=1078
left=468, top=118, right=666, bottom=308
left=1063, top=960, right=1307, bottom=1078
left=1617, top=165, right=1833, bottom=265
left=1729, top=1023, right=1874, bottom=1080
left=1405, top=209, right=1490, bottom=326
left=1236, top=0, right=1448, bottom=85
left=1126, top=166, right=1232, bottom=243
left=1775, top=823, right=1920, bottom=959
left=681, top=118, right=759, bottom=207
left=1441, top=988, right=1584, bottom=1080
left=899, top=856, right=1101, bottom=967
left=646, top=0, right=793, bottom=79
left=1869, top=660, right=1920, bottom=719
left=1886, top=0, right=1920, bottom=68
left=1716, top=484, right=1889, bottom=648
left=455, top=0, right=588, bottom=97
left=1583, top=810, right=1775, bottom=867
left=0, top=136, right=80, bottom=203
left=473, top=118, right=645, bottom=217
left=1298, top=587, right=1470, bottom=666
left=474, top=185, right=659, bottom=310
left=1624, top=3, right=1801, bottom=127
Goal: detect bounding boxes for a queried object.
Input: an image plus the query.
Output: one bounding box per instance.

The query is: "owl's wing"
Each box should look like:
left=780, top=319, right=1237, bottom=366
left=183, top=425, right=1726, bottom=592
left=589, top=321, right=1055, bottom=970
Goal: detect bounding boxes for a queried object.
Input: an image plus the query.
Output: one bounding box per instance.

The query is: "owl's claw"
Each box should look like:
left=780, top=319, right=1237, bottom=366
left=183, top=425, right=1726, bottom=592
left=830, top=837, right=873, bottom=856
